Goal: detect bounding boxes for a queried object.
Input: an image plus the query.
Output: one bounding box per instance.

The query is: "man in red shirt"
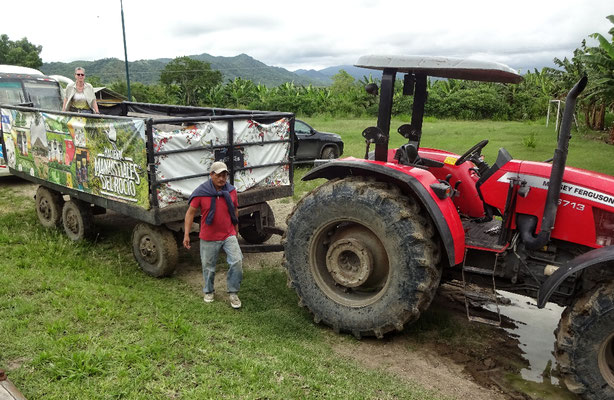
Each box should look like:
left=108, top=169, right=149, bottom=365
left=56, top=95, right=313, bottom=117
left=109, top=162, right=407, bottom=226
left=183, top=161, right=243, bottom=309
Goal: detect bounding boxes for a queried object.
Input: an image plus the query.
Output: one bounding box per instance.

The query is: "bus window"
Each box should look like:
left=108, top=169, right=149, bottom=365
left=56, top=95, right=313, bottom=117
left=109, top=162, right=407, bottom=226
left=24, top=81, right=62, bottom=110
left=0, top=81, right=26, bottom=105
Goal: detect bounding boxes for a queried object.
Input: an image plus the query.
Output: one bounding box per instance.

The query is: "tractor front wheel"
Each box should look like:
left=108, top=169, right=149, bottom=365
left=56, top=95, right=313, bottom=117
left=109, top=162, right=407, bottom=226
left=283, top=177, right=441, bottom=338
left=555, top=282, right=614, bottom=399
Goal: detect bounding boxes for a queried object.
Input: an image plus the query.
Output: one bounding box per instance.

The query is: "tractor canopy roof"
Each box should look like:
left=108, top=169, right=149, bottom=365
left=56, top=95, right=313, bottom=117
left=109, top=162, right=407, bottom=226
left=355, top=55, right=522, bottom=84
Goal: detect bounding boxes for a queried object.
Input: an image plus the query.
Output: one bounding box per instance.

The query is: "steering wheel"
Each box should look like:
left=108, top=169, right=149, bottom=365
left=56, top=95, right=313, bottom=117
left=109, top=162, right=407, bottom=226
left=455, top=140, right=489, bottom=166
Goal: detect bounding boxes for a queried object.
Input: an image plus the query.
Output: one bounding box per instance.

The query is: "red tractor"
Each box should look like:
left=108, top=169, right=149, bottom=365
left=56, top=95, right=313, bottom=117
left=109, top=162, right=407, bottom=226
left=284, top=55, right=614, bottom=399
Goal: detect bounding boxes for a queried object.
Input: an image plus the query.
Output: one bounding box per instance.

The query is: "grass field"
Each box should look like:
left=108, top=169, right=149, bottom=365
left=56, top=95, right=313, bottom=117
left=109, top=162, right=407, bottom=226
left=1, top=118, right=613, bottom=399
left=302, top=116, right=614, bottom=175
left=0, top=186, right=445, bottom=399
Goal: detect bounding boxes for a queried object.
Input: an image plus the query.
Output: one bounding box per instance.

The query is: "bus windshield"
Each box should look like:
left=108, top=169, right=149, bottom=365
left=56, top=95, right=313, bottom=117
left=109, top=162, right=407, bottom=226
left=24, top=80, right=63, bottom=110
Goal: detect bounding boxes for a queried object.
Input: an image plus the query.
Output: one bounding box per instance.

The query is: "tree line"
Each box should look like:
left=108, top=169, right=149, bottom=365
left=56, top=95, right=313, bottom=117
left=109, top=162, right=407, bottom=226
left=1, top=15, right=613, bottom=139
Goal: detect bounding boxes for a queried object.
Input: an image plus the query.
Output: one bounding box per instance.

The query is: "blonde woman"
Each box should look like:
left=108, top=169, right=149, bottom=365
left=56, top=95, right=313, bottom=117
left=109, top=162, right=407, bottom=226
left=62, top=67, right=99, bottom=114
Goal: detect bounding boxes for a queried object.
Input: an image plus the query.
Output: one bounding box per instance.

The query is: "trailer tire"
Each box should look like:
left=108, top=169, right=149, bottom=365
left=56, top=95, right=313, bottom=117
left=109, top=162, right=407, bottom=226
left=36, top=186, right=63, bottom=228
left=555, top=282, right=614, bottom=399
left=239, top=202, right=275, bottom=244
left=283, top=177, right=441, bottom=338
left=62, top=199, right=93, bottom=241
left=132, top=223, right=178, bottom=277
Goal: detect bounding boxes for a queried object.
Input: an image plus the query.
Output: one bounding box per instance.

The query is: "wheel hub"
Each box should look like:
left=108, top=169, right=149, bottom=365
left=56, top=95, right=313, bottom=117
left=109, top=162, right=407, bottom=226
left=325, top=238, right=373, bottom=287
left=39, top=198, right=51, bottom=219
left=139, top=236, right=159, bottom=264
left=65, top=209, right=79, bottom=233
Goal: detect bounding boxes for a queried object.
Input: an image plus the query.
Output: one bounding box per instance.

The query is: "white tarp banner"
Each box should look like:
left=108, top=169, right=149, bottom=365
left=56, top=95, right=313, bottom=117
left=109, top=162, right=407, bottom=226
left=154, top=117, right=291, bottom=207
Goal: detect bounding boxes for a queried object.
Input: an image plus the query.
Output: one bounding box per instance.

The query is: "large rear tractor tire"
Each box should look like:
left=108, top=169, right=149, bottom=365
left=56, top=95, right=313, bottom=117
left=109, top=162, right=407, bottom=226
left=132, top=223, right=178, bottom=277
left=283, top=177, right=441, bottom=338
left=555, top=282, right=614, bottom=399
left=36, top=186, right=64, bottom=228
left=239, top=202, right=275, bottom=244
left=62, top=199, right=93, bottom=241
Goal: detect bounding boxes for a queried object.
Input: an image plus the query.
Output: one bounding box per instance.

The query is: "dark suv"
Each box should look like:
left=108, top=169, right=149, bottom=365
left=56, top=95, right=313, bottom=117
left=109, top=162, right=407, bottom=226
left=294, top=119, right=344, bottom=161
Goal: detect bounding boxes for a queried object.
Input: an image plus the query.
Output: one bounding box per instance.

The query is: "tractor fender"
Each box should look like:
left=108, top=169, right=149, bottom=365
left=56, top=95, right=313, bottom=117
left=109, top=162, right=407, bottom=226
left=303, top=159, right=465, bottom=266
left=537, top=245, right=614, bottom=308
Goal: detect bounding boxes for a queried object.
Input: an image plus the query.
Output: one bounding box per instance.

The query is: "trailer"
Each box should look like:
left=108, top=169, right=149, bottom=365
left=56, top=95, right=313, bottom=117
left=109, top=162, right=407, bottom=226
left=0, top=101, right=294, bottom=277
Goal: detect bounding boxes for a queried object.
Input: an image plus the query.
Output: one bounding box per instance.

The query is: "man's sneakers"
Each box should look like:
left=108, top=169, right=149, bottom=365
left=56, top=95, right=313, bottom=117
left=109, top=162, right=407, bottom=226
left=229, top=293, right=242, bottom=309
left=204, top=292, right=241, bottom=309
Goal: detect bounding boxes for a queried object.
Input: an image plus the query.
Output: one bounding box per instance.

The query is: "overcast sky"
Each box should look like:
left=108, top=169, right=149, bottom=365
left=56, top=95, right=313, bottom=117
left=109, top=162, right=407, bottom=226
left=2, top=0, right=612, bottom=73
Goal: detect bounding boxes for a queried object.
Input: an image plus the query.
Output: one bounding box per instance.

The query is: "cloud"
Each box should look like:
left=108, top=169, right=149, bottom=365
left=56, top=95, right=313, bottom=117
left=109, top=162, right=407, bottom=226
left=0, top=0, right=611, bottom=72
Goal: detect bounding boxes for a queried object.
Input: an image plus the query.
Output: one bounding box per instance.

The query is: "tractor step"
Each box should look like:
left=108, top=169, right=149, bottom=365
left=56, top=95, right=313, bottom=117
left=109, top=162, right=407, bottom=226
left=464, top=290, right=496, bottom=302
left=462, top=266, right=495, bottom=275
left=462, top=250, right=502, bottom=327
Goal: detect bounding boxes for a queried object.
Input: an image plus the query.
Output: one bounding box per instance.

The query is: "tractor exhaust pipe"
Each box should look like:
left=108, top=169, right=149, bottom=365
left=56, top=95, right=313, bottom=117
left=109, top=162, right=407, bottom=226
left=521, top=77, right=587, bottom=250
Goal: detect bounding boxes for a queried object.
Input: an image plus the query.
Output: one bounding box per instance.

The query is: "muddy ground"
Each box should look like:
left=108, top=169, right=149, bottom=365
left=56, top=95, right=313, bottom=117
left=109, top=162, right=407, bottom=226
left=2, top=176, right=579, bottom=400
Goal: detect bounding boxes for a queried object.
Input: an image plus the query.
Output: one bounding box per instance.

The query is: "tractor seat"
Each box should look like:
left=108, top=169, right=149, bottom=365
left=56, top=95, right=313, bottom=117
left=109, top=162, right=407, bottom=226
left=394, top=143, right=444, bottom=168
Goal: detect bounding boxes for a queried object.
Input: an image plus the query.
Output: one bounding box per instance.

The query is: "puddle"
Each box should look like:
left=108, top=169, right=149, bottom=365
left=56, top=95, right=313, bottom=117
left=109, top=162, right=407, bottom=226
left=487, top=291, right=579, bottom=399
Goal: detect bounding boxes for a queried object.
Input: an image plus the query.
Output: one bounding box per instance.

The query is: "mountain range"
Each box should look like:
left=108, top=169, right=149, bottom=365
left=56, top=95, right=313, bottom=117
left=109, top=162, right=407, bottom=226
left=40, top=53, right=379, bottom=87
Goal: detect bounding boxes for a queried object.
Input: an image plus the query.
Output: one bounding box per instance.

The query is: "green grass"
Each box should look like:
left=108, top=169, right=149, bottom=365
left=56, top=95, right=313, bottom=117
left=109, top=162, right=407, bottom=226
left=0, top=190, right=444, bottom=399
left=3, top=118, right=612, bottom=399
left=302, top=117, right=614, bottom=175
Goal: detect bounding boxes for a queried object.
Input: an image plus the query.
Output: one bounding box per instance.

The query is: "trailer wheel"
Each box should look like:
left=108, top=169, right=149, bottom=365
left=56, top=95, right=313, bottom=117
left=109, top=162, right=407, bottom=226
left=283, top=177, right=441, bottom=338
left=555, top=282, right=614, bottom=399
left=62, top=199, right=93, bottom=241
left=36, top=186, right=63, bottom=228
left=239, top=202, right=275, bottom=244
left=132, top=223, right=178, bottom=277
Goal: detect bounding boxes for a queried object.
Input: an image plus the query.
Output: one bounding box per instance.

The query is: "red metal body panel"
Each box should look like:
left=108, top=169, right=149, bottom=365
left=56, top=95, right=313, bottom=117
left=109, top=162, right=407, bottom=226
left=387, top=148, right=485, bottom=217
left=477, top=159, right=522, bottom=213
left=417, top=148, right=485, bottom=218
left=479, top=159, right=614, bottom=248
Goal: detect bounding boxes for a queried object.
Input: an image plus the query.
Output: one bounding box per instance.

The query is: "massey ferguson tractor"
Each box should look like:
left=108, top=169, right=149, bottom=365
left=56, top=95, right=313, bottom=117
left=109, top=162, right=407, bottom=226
left=283, top=55, right=614, bottom=399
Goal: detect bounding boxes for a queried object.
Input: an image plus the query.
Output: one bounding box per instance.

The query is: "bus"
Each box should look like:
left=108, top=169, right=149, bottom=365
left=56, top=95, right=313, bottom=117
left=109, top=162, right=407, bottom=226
left=0, top=65, right=63, bottom=176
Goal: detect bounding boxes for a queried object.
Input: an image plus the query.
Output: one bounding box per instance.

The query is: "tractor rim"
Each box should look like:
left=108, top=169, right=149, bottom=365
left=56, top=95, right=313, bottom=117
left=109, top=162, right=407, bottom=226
left=598, top=331, right=614, bottom=388
left=139, top=235, right=159, bottom=264
left=325, top=238, right=373, bottom=287
left=309, top=219, right=389, bottom=307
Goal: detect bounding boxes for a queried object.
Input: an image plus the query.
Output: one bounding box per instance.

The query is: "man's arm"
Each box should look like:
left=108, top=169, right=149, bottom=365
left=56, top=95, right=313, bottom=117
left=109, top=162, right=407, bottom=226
left=183, top=205, right=199, bottom=249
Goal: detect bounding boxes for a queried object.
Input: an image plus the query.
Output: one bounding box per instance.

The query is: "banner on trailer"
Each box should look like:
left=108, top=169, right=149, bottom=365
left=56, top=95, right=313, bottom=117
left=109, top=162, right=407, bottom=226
left=154, top=118, right=291, bottom=207
left=0, top=109, right=150, bottom=208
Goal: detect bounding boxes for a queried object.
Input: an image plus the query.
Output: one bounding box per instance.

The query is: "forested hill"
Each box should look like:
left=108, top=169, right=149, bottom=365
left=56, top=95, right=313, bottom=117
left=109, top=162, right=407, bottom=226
left=41, top=53, right=330, bottom=87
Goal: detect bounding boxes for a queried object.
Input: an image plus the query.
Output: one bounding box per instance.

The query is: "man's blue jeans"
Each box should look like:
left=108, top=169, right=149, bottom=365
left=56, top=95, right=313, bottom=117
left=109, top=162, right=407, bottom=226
left=200, top=235, right=243, bottom=294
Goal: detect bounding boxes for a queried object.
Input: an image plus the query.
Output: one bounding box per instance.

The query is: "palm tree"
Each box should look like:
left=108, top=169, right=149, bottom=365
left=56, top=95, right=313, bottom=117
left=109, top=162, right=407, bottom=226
left=582, top=15, right=614, bottom=137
